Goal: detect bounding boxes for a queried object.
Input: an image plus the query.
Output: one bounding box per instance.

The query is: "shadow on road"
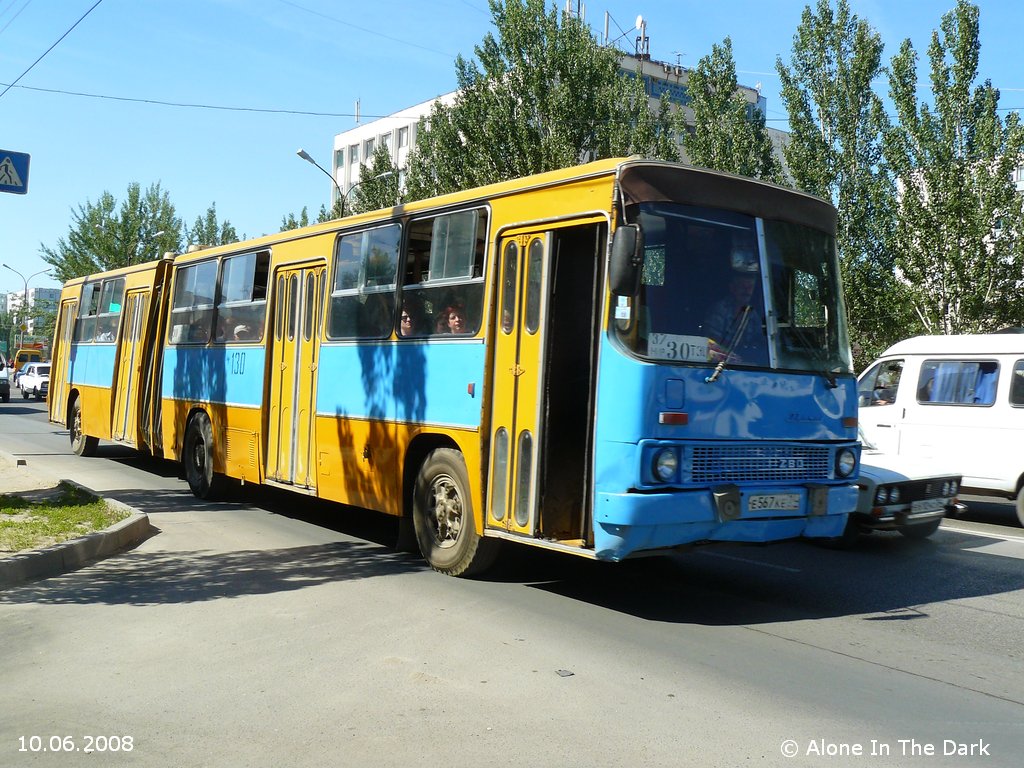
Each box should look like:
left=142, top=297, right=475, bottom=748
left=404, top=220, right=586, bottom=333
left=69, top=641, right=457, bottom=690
left=1, top=540, right=425, bottom=606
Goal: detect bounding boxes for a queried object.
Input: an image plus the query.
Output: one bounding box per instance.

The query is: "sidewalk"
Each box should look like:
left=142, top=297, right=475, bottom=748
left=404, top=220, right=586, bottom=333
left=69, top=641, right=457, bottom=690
left=0, top=450, right=152, bottom=589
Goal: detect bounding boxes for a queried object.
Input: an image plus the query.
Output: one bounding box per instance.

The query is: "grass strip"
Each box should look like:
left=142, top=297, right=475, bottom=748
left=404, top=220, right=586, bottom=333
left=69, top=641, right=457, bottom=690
left=0, top=483, right=129, bottom=554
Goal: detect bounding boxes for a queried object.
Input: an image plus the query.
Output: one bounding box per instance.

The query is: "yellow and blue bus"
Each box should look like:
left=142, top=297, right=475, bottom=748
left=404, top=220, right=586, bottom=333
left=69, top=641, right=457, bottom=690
left=50, top=158, right=861, bottom=576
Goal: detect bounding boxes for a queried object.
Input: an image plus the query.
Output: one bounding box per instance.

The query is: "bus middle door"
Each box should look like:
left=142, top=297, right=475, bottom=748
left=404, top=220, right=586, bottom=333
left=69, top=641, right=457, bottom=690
left=487, top=233, right=551, bottom=537
left=267, top=264, right=325, bottom=489
left=111, top=290, right=149, bottom=445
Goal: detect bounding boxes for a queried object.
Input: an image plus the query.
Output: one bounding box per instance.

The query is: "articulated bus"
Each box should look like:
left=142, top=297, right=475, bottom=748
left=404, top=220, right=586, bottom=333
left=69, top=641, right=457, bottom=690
left=50, top=158, right=861, bottom=576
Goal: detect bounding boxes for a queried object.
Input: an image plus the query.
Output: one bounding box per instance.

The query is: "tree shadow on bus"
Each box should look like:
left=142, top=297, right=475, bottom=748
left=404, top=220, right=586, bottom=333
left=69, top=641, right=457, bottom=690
left=0, top=540, right=424, bottom=606
left=507, top=533, right=1024, bottom=626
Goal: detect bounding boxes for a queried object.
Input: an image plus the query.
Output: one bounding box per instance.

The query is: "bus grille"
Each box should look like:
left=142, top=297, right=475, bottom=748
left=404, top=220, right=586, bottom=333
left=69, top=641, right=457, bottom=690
left=690, top=444, right=831, bottom=484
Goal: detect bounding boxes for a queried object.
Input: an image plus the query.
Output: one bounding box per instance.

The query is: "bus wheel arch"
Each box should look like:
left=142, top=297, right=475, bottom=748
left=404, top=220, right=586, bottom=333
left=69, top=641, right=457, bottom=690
left=182, top=408, right=219, bottom=499
left=410, top=444, right=498, bottom=577
left=68, top=392, right=99, bottom=457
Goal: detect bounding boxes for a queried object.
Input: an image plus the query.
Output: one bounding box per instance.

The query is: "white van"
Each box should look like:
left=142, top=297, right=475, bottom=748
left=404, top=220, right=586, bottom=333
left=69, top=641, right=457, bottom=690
left=858, top=333, right=1024, bottom=526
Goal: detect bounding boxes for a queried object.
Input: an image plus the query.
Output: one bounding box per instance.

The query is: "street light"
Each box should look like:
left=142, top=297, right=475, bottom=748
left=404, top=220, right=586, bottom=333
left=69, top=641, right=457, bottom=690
left=130, top=230, right=165, bottom=266
left=296, top=148, right=342, bottom=208
left=342, top=170, right=395, bottom=218
left=2, top=264, right=50, bottom=347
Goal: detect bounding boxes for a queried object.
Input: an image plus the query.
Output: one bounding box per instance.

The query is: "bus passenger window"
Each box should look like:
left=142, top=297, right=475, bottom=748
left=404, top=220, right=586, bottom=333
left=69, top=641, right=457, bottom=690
left=400, top=209, right=487, bottom=337
left=327, top=223, right=400, bottom=339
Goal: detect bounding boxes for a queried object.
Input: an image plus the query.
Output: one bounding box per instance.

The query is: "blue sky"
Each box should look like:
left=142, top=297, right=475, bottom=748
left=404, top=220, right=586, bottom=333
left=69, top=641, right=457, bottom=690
left=1, top=0, right=1021, bottom=295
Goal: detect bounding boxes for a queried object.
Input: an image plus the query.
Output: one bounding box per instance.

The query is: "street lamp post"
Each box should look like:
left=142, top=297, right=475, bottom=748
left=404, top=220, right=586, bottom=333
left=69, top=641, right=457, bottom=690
left=296, top=148, right=342, bottom=212
left=342, top=170, right=395, bottom=218
left=2, top=264, right=50, bottom=348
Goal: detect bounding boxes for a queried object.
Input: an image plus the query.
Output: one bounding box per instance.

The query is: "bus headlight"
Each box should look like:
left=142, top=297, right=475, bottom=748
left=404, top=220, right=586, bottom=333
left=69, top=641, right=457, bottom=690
left=653, top=448, right=678, bottom=483
left=835, top=447, right=856, bottom=478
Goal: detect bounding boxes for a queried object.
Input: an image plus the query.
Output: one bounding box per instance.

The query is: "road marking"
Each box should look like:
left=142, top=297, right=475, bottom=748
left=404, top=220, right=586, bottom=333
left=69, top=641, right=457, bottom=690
left=696, top=550, right=802, bottom=572
left=941, top=521, right=1024, bottom=544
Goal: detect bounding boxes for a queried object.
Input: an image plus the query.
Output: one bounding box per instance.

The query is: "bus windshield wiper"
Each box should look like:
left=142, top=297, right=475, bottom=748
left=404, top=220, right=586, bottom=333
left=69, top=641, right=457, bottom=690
left=783, top=323, right=838, bottom=388
left=705, top=306, right=751, bottom=384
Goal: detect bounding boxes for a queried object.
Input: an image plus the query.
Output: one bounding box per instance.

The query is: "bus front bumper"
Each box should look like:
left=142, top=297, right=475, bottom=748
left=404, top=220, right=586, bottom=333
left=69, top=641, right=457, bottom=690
left=593, top=484, right=858, bottom=561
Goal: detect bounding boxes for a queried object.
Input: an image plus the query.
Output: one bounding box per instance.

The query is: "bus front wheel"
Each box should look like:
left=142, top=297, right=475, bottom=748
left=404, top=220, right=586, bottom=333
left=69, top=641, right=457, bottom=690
left=412, top=448, right=498, bottom=577
left=183, top=412, right=218, bottom=499
left=70, top=397, right=98, bottom=457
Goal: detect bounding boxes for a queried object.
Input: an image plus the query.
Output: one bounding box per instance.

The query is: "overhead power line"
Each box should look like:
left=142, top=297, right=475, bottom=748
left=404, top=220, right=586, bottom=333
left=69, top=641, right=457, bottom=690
left=0, top=81, right=374, bottom=117
left=0, top=0, right=104, bottom=101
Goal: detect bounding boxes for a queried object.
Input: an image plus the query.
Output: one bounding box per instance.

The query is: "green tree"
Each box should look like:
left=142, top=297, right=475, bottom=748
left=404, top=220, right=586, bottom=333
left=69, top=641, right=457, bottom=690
left=776, top=0, right=904, bottom=366
left=41, top=182, right=181, bottom=282
left=186, top=203, right=239, bottom=248
left=684, top=37, right=782, bottom=183
left=280, top=207, right=312, bottom=232
left=348, top=144, right=401, bottom=216
left=884, top=0, right=1024, bottom=334
left=404, top=0, right=684, bottom=200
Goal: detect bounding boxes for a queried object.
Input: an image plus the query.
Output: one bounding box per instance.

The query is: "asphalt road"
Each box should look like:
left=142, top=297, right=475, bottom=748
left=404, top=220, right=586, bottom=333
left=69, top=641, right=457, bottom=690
left=2, top=400, right=1022, bottom=767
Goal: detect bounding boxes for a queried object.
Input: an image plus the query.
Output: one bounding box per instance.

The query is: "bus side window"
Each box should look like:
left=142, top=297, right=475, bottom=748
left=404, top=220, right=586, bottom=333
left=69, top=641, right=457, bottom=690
left=327, top=223, right=400, bottom=339
left=400, top=209, right=487, bottom=337
left=216, top=250, right=270, bottom=343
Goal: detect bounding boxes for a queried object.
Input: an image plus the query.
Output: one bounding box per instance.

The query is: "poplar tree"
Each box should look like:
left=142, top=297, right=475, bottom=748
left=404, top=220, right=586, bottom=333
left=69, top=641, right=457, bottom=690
left=186, top=203, right=238, bottom=248
left=404, top=0, right=684, bottom=200
left=349, top=144, right=401, bottom=216
left=41, top=182, right=181, bottom=281
left=884, top=0, right=1024, bottom=334
left=684, top=37, right=782, bottom=183
left=776, top=0, right=903, bottom=364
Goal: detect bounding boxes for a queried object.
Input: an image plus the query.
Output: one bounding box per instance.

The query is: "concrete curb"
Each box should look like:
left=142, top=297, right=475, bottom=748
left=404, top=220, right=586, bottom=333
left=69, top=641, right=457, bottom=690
left=0, top=459, right=155, bottom=590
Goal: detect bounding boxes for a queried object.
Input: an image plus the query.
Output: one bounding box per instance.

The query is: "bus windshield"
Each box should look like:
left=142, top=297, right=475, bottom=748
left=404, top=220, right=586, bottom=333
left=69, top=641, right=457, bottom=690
left=614, top=200, right=852, bottom=375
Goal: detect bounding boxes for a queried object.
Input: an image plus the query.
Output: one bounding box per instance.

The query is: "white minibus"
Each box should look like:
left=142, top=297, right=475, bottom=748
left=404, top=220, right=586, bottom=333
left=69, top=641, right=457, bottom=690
left=858, top=333, right=1024, bottom=527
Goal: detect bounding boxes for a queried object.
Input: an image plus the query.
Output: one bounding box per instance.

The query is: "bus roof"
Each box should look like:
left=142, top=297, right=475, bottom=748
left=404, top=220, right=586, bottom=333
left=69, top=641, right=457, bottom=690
left=880, top=333, right=1024, bottom=357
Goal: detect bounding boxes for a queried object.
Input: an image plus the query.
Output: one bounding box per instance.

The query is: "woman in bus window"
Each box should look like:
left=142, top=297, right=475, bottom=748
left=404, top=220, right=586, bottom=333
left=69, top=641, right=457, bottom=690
left=436, top=303, right=469, bottom=334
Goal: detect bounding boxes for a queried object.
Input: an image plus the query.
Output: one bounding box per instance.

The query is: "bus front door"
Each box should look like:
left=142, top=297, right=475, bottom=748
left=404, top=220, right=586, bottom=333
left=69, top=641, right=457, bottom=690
left=487, top=233, right=552, bottom=537
left=111, top=290, right=149, bottom=445
left=267, top=264, right=325, bottom=489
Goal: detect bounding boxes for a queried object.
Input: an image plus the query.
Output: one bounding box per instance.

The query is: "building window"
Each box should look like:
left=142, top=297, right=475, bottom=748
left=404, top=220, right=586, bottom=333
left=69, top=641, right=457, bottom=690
left=349, top=144, right=359, bottom=165
left=364, top=138, right=375, bottom=157
left=380, top=132, right=392, bottom=153
left=397, top=126, right=409, bottom=149
left=334, top=149, right=345, bottom=170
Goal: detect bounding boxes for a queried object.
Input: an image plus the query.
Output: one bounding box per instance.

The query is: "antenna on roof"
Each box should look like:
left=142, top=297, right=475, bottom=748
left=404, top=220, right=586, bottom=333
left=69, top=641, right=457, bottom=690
left=635, top=15, right=649, bottom=61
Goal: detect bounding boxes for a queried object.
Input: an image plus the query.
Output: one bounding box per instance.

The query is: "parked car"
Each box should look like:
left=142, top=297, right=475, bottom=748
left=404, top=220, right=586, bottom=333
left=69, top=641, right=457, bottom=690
left=19, top=362, right=50, bottom=401
left=0, top=355, right=9, bottom=402
left=831, top=428, right=964, bottom=546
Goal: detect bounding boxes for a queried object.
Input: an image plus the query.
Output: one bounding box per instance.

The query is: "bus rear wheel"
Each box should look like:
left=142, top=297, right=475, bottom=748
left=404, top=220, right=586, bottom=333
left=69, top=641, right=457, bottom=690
left=183, top=412, right=218, bottom=499
left=413, top=448, right=498, bottom=577
left=70, top=397, right=98, bottom=457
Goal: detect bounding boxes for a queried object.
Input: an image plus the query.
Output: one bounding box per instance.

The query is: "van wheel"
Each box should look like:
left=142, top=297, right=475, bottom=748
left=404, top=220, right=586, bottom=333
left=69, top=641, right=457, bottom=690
left=183, top=412, right=218, bottom=499
left=1016, top=487, right=1024, bottom=528
left=412, top=448, right=499, bottom=576
left=898, top=519, right=941, bottom=539
left=70, top=397, right=98, bottom=457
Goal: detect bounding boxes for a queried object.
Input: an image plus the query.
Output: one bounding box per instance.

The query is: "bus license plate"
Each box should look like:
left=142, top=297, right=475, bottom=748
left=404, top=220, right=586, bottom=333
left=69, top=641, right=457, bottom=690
left=748, top=493, right=801, bottom=512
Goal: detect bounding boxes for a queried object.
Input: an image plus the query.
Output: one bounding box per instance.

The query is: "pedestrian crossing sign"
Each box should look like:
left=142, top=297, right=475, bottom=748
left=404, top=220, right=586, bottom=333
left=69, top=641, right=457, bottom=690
left=0, top=150, right=30, bottom=195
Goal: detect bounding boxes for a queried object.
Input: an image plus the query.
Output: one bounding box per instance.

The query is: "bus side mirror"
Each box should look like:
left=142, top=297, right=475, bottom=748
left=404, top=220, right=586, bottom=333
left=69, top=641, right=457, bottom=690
left=609, top=224, right=644, bottom=296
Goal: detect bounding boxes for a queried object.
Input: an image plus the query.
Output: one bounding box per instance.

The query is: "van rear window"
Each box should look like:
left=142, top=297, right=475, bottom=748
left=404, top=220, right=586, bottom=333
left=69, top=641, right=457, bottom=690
left=918, top=360, right=998, bottom=405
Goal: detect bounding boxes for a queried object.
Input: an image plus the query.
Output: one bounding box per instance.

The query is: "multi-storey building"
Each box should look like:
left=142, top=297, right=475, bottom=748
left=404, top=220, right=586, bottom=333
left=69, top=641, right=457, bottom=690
left=325, top=17, right=784, bottom=203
